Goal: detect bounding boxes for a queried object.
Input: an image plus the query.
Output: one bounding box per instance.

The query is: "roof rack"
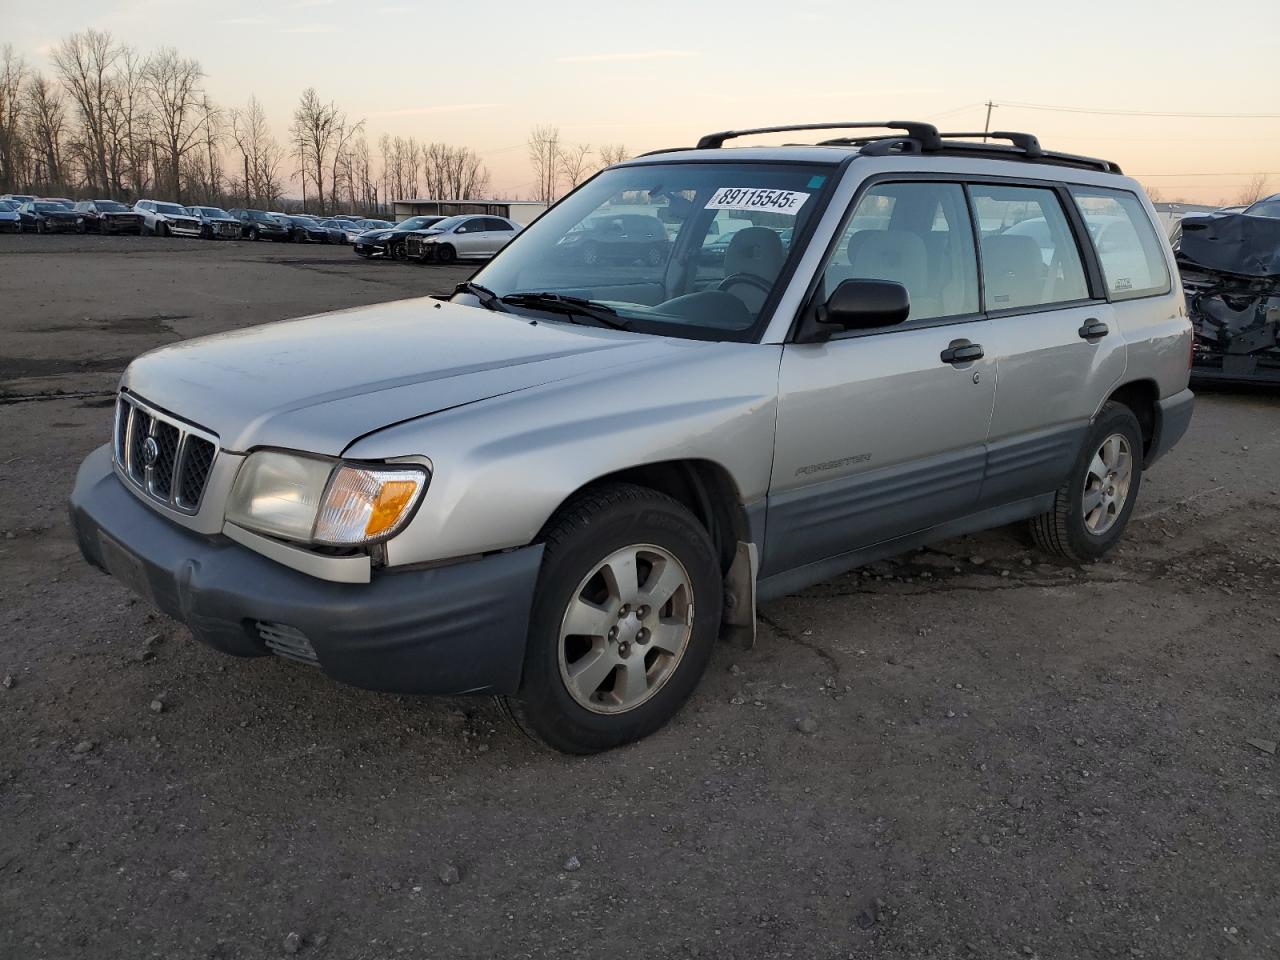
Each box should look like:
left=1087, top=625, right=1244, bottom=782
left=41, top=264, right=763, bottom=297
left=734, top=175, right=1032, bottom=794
left=695, top=121, right=942, bottom=151
left=688, top=120, right=1122, bottom=174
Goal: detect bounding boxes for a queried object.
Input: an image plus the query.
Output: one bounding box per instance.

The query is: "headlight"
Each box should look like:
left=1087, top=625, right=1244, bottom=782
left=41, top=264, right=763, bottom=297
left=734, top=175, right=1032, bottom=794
left=226, top=451, right=428, bottom=547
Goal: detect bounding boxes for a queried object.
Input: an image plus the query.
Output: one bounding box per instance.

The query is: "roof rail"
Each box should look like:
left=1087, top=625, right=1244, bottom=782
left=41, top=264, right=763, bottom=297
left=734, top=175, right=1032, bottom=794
left=695, top=121, right=942, bottom=151
left=940, top=131, right=1044, bottom=157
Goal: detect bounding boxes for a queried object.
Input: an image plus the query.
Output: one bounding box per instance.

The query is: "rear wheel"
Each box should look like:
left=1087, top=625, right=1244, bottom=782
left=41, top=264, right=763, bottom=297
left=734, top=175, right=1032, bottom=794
left=157, top=221, right=169, bottom=238
left=434, top=243, right=456, bottom=265
left=501, top=483, right=722, bottom=754
left=1029, top=402, right=1144, bottom=563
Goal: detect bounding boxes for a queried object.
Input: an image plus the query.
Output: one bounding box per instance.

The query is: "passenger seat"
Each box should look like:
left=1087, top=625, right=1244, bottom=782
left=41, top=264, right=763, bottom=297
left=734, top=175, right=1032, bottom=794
left=981, top=234, right=1045, bottom=310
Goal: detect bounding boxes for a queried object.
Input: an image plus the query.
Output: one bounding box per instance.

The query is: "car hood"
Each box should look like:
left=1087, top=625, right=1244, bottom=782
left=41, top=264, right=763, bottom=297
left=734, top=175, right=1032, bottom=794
left=122, top=297, right=671, bottom=455
left=358, top=230, right=394, bottom=241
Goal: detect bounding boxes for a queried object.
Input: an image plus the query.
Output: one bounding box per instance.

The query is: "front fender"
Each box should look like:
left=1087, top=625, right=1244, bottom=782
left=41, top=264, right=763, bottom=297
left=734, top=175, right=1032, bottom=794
left=345, top=341, right=783, bottom=566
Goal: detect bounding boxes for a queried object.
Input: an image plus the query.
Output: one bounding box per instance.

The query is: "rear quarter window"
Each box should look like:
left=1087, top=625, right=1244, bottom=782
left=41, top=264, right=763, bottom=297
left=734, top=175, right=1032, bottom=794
left=1070, top=188, right=1171, bottom=301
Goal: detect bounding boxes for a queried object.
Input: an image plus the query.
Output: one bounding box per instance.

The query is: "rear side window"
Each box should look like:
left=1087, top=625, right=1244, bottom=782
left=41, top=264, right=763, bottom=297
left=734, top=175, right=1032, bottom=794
left=820, top=181, right=979, bottom=324
left=970, top=185, right=1089, bottom=310
left=1070, top=188, right=1170, bottom=300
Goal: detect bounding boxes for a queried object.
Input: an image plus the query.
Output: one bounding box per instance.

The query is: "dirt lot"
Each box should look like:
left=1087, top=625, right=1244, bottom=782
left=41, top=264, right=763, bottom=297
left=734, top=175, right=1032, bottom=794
left=1, top=235, right=1278, bottom=960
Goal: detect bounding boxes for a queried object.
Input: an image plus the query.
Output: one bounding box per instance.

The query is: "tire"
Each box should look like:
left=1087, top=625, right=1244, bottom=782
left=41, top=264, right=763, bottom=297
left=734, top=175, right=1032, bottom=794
left=158, top=221, right=169, bottom=238
left=76, top=221, right=86, bottom=234
left=434, top=242, right=456, bottom=265
left=501, top=483, right=722, bottom=754
left=201, top=225, right=212, bottom=240
left=356, top=248, right=372, bottom=258
left=389, top=239, right=408, bottom=261
left=36, top=220, right=45, bottom=234
left=249, top=227, right=260, bottom=241
left=1029, top=401, right=1144, bottom=563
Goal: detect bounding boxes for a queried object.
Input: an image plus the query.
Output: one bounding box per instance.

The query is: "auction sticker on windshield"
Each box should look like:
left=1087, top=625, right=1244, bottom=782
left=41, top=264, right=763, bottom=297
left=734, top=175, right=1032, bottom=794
left=706, top=187, right=809, bottom=214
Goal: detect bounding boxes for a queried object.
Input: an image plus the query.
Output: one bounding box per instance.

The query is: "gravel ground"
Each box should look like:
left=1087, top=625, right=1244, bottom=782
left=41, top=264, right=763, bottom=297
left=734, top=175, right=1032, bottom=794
left=1, top=235, right=1278, bottom=960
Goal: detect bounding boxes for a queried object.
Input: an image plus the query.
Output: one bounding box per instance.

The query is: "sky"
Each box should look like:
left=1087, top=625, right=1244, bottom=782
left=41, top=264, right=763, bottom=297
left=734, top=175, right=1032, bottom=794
left=4, top=0, right=1279, bottom=203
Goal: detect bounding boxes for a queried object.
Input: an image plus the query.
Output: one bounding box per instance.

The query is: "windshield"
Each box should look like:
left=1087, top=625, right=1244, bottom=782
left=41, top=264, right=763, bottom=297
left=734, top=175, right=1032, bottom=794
left=35, top=202, right=69, bottom=212
left=471, top=161, right=832, bottom=340
left=155, top=202, right=187, bottom=215
left=194, top=206, right=229, bottom=217
left=393, top=216, right=443, bottom=231
left=0, top=200, right=16, bottom=211
left=96, top=200, right=129, bottom=212
left=1245, top=199, right=1280, bottom=219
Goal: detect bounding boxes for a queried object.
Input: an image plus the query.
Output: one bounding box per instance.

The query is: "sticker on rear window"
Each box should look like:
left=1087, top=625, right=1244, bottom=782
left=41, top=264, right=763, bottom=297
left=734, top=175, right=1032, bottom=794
left=706, top=187, right=809, bottom=214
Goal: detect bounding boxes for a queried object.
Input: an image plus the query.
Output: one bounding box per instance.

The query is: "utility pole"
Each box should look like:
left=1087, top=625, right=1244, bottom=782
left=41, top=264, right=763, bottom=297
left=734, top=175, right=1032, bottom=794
left=244, top=154, right=250, bottom=207
left=982, top=101, right=997, bottom=142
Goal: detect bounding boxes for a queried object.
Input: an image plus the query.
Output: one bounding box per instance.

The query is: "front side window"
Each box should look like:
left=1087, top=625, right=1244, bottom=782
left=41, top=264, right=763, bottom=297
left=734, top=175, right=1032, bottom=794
left=1070, top=187, right=1170, bottom=300
left=473, top=161, right=833, bottom=340
left=970, top=185, right=1089, bottom=310
left=819, top=181, right=979, bottom=324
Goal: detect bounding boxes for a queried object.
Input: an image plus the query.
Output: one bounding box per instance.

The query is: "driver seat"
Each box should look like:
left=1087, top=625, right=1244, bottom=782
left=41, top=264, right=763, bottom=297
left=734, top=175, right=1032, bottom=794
left=721, top=227, right=784, bottom=312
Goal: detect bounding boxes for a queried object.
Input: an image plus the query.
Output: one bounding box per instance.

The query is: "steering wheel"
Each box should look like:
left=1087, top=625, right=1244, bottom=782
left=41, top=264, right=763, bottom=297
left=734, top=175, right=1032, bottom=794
left=717, top=272, right=773, bottom=297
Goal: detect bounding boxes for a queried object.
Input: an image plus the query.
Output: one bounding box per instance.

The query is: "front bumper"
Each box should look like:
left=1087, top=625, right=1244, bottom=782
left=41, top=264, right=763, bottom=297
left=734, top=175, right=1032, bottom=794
left=70, top=445, right=543, bottom=695
left=102, top=215, right=143, bottom=233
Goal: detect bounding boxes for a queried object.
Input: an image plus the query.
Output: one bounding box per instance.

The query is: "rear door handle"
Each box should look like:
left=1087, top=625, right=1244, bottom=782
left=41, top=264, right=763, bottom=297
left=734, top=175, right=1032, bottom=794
left=1078, top=318, right=1109, bottom=341
left=940, top=339, right=984, bottom=365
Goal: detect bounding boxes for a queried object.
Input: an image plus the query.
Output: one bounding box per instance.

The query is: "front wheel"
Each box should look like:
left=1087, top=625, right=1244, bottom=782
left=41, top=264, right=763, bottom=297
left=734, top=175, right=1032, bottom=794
left=501, top=483, right=722, bottom=754
left=1029, top=402, right=1144, bottom=563
left=36, top=220, right=45, bottom=234
left=389, top=239, right=407, bottom=261
left=434, top=243, right=456, bottom=265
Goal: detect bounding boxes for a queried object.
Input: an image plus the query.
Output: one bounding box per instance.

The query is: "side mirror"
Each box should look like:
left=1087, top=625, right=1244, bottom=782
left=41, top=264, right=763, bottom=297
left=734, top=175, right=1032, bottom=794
left=801, top=279, right=910, bottom=342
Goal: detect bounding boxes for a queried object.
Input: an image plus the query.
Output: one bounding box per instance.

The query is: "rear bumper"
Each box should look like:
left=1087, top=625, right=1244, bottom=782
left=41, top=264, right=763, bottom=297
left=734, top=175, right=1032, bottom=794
left=70, top=445, right=542, bottom=695
left=1147, top=388, right=1195, bottom=467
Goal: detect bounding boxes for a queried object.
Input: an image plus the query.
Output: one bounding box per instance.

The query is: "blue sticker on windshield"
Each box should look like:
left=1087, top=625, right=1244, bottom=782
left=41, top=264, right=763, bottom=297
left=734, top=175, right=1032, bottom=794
left=807, top=175, right=826, bottom=189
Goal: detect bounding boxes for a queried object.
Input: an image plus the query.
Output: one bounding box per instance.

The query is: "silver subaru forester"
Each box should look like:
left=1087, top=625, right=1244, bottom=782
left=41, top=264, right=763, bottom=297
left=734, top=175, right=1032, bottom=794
left=71, top=121, right=1194, bottom=753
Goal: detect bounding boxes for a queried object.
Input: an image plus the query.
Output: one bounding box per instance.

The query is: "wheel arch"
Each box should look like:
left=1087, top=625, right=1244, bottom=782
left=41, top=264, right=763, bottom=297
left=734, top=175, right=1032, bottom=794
left=537, top=458, right=752, bottom=577
left=1101, top=379, right=1159, bottom=461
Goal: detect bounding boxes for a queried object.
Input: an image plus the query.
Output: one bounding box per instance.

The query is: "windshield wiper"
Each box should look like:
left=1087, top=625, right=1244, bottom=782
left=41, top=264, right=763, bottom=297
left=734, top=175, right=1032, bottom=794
left=500, top=292, right=630, bottom=330
left=453, top=281, right=508, bottom=312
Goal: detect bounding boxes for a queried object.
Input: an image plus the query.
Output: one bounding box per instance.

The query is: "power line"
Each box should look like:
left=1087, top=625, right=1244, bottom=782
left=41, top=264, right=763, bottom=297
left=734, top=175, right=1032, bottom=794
left=999, top=100, right=1280, bottom=119
left=1131, top=171, right=1280, bottom=177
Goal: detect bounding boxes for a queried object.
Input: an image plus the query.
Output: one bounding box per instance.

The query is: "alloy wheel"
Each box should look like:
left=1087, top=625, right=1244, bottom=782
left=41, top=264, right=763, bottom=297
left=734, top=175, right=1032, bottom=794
left=1082, top=433, right=1133, bottom=535
left=557, top=544, right=694, bottom=715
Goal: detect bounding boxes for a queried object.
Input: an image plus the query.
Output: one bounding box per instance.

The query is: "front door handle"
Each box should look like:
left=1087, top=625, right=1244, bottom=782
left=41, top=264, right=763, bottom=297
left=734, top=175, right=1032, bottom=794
left=940, top=339, right=984, bottom=365
left=1078, top=318, right=1109, bottom=341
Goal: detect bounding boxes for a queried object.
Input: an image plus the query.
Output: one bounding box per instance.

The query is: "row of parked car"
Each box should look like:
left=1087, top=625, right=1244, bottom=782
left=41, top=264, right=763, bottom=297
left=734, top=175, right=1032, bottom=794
left=350, top=214, right=525, bottom=264
left=0, top=193, right=393, bottom=245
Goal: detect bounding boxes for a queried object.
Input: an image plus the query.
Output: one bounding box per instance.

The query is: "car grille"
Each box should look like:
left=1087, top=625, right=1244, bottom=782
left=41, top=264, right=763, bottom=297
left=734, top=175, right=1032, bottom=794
left=216, top=222, right=238, bottom=237
left=406, top=235, right=427, bottom=257
left=255, top=621, right=319, bottom=665
left=114, top=393, right=219, bottom=514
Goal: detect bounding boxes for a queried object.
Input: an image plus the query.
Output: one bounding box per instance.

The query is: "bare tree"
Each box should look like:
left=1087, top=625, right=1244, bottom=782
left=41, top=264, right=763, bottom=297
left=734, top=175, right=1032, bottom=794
left=51, top=30, right=123, bottom=195
left=1234, top=173, right=1270, bottom=207
left=144, top=48, right=206, bottom=200
left=230, top=95, right=282, bottom=208
left=527, top=124, right=562, bottom=204
left=598, top=143, right=628, bottom=167
left=327, top=115, right=365, bottom=212
left=559, top=142, right=593, bottom=190
left=114, top=48, right=153, bottom=199
left=0, top=46, right=29, bottom=193
left=25, top=72, right=67, bottom=194
left=290, top=88, right=344, bottom=214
